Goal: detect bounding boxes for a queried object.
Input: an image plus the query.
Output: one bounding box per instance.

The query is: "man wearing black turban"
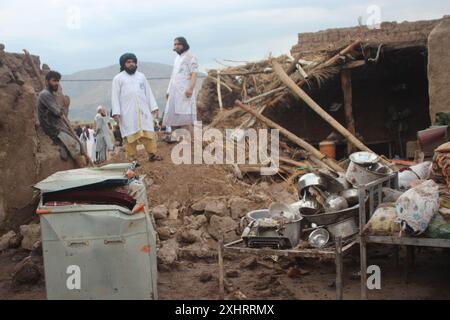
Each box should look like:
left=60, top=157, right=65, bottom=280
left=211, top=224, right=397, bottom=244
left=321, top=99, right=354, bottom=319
left=119, top=53, right=138, bottom=73
left=112, top=53, right=163, bottom=162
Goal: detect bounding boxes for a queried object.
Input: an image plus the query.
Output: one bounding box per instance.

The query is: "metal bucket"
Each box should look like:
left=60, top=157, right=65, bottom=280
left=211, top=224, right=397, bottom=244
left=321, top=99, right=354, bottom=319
left=346, top=161, right=391, bottom=186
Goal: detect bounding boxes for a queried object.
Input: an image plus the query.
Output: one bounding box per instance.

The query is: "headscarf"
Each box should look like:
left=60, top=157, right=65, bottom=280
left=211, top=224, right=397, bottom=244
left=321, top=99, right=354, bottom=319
left=119, top=53, right=137, bottom=72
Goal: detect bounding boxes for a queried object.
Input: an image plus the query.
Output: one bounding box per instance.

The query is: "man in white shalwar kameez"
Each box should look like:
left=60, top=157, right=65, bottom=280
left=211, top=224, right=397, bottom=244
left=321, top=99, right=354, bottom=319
left=111, top=53, right=163, bottom=162
left=163, top=37, right=198, bottom=136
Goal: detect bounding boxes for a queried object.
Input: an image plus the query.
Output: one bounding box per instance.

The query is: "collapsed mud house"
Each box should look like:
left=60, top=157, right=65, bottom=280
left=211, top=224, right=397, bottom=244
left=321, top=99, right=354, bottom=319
left=198, top=17, right=450, bottom=164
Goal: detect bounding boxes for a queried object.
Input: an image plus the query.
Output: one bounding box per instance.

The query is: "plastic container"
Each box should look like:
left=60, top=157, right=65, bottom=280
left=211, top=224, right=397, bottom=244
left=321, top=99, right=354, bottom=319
left=319, top=140, right=336, bottom=159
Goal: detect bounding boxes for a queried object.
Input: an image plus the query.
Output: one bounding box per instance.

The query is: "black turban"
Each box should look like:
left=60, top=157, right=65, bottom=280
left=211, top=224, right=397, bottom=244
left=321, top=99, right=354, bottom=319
left=174, top=37, right=190, bottom=54
left=119, top=53, right=137, bottom=71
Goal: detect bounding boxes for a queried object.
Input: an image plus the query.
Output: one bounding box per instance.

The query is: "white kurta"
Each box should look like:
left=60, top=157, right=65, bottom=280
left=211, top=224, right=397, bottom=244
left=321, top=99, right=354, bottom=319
left=163, top=50, right=198, bottom=127
left=111, top=71, right=159, bottom=138
left=80, top=129, right=96, bottom=162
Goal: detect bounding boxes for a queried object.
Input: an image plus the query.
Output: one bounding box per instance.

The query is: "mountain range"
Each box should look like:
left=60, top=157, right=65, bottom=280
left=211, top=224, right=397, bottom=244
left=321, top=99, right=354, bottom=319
left=63, top=62, right=189, bottom=122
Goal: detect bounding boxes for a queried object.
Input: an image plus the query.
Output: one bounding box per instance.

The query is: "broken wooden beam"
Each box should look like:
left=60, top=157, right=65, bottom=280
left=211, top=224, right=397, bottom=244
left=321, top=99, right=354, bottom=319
left=341, top=69, right=356, bottom=155
left=235, top=100, right=345, bottom=173
left=272, top=60, right=374, bottom=155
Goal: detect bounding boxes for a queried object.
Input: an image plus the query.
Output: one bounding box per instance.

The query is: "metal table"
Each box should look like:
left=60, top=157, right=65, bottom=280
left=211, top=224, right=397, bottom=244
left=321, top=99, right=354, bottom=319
left=218, top=237, right=358, bottom=300
left=356, top=172, right=450, bottom=299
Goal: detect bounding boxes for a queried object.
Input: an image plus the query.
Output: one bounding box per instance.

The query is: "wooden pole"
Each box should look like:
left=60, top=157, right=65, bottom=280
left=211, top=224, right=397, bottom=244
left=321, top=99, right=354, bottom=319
left=218, top=237, right=225, bottom=300
left=217, top=71, right=223, bottom=111
left=335, top=236, right=343, bottom=300
left=341, top=69, right=356, bottom=155
left=235, top=100, right=345, bottom=173
left=272, top=61, right=375, bottom=155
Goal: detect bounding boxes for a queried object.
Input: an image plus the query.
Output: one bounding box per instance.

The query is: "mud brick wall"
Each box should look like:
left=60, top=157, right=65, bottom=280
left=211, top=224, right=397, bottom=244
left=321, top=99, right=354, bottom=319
left=291, top=17, right=447, bottom=54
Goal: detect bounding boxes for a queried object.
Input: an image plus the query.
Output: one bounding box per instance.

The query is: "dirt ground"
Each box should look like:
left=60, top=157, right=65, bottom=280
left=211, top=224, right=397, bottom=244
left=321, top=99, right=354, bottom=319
left=1, top=141, right=450, bottom=300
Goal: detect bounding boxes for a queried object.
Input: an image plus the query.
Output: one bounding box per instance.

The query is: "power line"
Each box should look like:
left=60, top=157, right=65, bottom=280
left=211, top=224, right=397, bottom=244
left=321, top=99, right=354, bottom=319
left=61, top=75, right=207, bottom=82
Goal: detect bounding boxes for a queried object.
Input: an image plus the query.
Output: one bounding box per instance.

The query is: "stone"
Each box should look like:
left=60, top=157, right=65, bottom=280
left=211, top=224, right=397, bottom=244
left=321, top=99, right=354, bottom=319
left=229, top=197, right=253, bottom=219
left=12, top=256, right=42, bottom=286
left=20, top=224, right=41, bottom=251
left=151, top=205, right=168, bottom=220
left=287, top=267, right=301, bottom=278
left=157, top=239, right=178, bottom=271
left=205, top=199, right=229, bottom=216
left=199, top=271, right=213, bottom=283
left=0, top=43, right=5, bottom=52
left=156, top=227, right=172, bottom=241
left=207, top=215, right=238, bottom=242
left=192, top=197, right=229, bottom=216
left=176, top=228, right=200, bottom=244
left=0, top=231, right=17, bottom=251
left=168, top=208, right=178, bottom=221
left=239, top=257, right=258, bottom=270
left=186, top=215, right=207, bottom=230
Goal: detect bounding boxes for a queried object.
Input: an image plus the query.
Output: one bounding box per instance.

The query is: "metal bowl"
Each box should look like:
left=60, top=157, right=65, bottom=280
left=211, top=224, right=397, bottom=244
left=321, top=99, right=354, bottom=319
left=339, top=188, right=359, bottom=207
left=324, top=195, right=348, bottom=212
left=349, top=152, right=379, bottom=166
left=298, top=173, right=327, bottom=193
left=308, top=228, right=330, bottom=248
left=300, top=195, right=368, bottom=226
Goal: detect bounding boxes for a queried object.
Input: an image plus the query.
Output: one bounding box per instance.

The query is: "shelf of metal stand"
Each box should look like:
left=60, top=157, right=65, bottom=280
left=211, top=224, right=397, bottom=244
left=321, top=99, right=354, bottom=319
left=218, top=237, right=358, bottom=300
left=356, top=171, right=450, bottom=299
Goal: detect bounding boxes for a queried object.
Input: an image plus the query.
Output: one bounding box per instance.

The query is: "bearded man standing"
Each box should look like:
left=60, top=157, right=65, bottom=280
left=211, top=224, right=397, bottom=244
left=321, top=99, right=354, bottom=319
left=112, top=53, right=163, bottom=162
left=163, top=37, right=198, bottom=136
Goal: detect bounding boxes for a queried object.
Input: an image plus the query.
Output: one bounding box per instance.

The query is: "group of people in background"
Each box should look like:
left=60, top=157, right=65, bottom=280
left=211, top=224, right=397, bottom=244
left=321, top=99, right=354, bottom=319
left=74, top=106, right=123, bottom=164
left=37, top=36, right=197, bottom=166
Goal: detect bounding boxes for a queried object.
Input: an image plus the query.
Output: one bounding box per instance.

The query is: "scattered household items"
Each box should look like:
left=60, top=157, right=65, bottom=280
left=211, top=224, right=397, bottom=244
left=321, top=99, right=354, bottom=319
left=425, top=213, right=450, bottom=239
left=362, top=203, right=400, bottom=236
left=349, top=151, right=379, bottom=166
left=241, top=207, right=302, bottom=249
left=430, top=142, right=450, bottom=190
left=308, top=228, right=330, bottom=248
left=398, top=161, right=432, bottom=190
left=319, top=140, right=336, bottom=159
left=34, top=163, right=158, bottom=300
left=395, top=180, right=440, bottom=236
left=346, top=152, right=393, bottom=186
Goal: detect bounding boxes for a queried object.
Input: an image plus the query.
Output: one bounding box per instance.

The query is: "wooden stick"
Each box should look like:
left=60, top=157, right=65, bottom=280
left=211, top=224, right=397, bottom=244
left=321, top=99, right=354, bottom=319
left=217, top=71, right=223, bottom=111
left=208, top=75, right=233, bottom=92
left=335, top=237, right=343, bottom=300
left=218, top=236, right=225, bottom=300
left=341, top=69, right=356, bottom=155
left=244, top=86, right=286, bottom=104
left=235, top=100, right=344, bottom=172
left=322, top=39, right=361, bottom=68
left=272, top=61, right=374, bottom=155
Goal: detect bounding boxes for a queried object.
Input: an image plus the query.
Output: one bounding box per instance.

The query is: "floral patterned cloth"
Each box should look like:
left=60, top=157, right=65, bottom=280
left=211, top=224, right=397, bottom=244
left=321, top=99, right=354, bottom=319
left=395, top=180, right=440, bottom=235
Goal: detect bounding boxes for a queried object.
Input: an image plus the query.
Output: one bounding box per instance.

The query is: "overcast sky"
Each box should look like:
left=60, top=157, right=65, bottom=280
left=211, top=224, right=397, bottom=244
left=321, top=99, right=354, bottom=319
left=1, top=0, right=449, bottom=74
